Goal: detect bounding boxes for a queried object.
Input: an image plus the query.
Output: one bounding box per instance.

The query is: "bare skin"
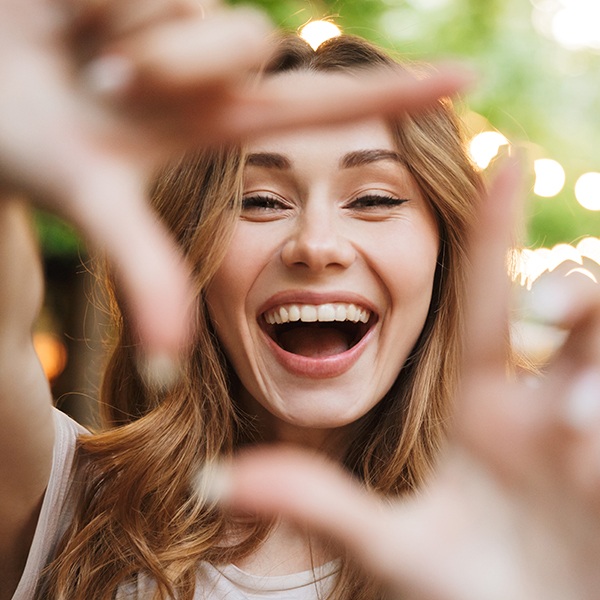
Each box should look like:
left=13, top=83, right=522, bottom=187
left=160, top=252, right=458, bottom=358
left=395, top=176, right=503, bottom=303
left=0, top=201, right=53, bottom=599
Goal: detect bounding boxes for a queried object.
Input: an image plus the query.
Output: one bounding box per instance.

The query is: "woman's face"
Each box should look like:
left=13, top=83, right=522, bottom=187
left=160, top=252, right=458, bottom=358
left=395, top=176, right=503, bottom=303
left=206, top=114, right=439, bottom=447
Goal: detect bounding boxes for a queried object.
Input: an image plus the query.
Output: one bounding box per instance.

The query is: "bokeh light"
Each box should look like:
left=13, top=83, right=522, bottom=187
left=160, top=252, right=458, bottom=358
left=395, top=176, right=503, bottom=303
left=300, top=20, right=342, bottom=50
left=33, top=332, right=68, bottom=382
left=533, top=158, right=565, bottom=197
left=575, top=172, right=600, bottom=210
left=552, top=3, right=600, bottom=51
left=512, top=237, right=600, bottom=289
left=577, top=236, right=600, bottom=263
left=532, top=0, right=600, bottom=51
left=546, top=242, right=582, bottom=271
left=468, top=131, right=509, bottom=169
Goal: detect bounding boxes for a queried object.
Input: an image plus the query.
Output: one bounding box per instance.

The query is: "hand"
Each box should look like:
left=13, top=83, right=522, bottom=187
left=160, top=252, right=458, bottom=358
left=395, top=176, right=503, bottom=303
left=219, top=161, right=600, bottom=600
left=0, top=0, right=473, bottom=372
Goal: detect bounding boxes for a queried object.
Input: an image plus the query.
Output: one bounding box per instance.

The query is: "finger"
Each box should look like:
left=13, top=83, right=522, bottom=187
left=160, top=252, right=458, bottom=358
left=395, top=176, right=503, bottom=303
left=68, top=0, right=207, bottom=38
left=527, top=271, right=600, bottom=370
left=218, top=66, right=477, bottom=139
left=226, top=447, right=385, bottom=546
left=222, top=447, right=409, bottom=579
left=221, top=448, right=508, bottom=600
left=561, top=369, right=600, bottom=502
left=532, top=272, right=600, bottom=441
left=84, top=8, right=273, bottom=97
left=520, top=270, right=600, bottom=430
left=451, top=160, right=531, bottom=476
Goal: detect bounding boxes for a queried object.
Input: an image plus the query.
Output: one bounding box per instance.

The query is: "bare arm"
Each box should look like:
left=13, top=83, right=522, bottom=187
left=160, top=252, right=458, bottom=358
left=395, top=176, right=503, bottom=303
left=0, top=198, right=54, bottom=597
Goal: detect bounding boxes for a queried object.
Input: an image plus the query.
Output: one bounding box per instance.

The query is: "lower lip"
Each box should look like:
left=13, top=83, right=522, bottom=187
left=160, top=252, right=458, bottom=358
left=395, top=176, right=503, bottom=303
left=260, top=325, right=375, bottom=379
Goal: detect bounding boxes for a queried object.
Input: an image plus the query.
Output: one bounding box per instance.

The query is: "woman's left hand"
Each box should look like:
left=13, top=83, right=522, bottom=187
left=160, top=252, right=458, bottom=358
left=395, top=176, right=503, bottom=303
left=218, top=160, right=600, bottom=600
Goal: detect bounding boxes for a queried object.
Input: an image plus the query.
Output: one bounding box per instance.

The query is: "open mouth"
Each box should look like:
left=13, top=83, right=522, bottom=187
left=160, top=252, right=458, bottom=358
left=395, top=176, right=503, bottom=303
left=261, top=303, right=376, bottom=358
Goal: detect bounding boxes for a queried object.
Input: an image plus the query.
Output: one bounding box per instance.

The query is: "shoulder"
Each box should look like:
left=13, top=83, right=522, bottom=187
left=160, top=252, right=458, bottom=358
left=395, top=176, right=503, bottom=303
left=11, top=408, right=88, bottom=600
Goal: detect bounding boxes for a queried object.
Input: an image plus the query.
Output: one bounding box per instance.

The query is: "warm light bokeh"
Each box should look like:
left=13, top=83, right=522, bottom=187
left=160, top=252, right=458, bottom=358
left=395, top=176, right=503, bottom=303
left=511, top=237, right=600, bottom=289
left=299, top=20, right=342, bottom=50
left=575, top=172, right=600, bottom=211
left=33, top=332, right=68, bottom=382
left=534, top=158, right=565, bottom=197
left=468, top=131, right=509, bottom=169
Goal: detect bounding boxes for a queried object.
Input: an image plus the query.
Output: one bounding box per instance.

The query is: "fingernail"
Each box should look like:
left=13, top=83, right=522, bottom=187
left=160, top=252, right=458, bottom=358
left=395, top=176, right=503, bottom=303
left=83, top=54, right=135, bottom=97
left=192, top=460, right=232, bottom=505
left=565, top=369, right=600, bottom=429
left=523, top=374, right=542, bottom=390
left=137, top=351, right=182, bottom=392
left=524, top=276, right=573, bottom=325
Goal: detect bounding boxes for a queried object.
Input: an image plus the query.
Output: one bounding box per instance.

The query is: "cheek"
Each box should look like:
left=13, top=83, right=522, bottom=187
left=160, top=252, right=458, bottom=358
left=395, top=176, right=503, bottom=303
left=366, top=220, right=439, bottom=306
left=204, top=234, right=250, bottom=336
left=204, top=226, right=273, bottom=344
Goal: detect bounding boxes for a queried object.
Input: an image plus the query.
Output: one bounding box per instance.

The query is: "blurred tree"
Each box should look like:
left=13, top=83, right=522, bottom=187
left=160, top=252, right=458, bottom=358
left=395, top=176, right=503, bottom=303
left=35, top=211, right=82, bottom=258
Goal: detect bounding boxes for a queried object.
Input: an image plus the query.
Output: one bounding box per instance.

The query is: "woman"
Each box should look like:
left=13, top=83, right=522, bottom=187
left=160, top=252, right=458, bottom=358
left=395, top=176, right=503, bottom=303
left=13, top=34, right=479, bottom=599
left=6, top=1, right=600, bottom=598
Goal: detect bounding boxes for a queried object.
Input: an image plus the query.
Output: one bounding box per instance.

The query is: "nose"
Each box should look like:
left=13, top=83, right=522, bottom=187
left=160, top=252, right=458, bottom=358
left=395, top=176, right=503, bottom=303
left=280, top=208, right=356, bottom=272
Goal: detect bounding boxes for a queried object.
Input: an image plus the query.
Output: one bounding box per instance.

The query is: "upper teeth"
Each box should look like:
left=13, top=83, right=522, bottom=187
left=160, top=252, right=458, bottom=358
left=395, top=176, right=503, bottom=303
left=264, top=303, right=371, bottom=325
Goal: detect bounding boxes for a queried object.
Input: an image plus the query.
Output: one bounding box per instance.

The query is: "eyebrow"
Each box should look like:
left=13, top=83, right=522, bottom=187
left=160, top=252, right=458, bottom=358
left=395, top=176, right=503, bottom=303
left=340, top=149, right=405, bottom=168
left=244, top=149, right=405, bottom=170
left=245, top=153, right=291, bottom=169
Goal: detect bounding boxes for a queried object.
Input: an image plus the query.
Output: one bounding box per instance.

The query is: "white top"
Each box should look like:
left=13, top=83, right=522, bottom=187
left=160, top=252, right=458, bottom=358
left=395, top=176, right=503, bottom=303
left=11, top=408, right=339, bottom=599
left=116, top=561, right=339, bottom=599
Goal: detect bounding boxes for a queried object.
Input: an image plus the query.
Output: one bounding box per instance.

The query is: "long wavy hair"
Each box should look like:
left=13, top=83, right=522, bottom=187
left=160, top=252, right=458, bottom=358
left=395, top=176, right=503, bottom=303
left=41, top=35, right=482, bottom=599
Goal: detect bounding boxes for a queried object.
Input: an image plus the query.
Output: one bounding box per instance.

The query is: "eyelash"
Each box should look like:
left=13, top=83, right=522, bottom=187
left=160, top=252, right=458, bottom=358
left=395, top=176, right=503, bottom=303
left=241, top=194, right=289, bottom=211
left=240, top=193, right=408, bottom=213
left=347, top=194, right=408, bottom=209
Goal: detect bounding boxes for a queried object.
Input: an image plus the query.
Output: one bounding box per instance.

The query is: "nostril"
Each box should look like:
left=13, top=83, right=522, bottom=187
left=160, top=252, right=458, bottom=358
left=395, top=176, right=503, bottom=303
left=280, top=230, right=356, bottom=271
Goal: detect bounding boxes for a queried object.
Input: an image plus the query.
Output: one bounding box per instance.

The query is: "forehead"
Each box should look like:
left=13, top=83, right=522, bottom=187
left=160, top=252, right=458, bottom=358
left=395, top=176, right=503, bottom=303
left=246, top=117, right=398, bottom=164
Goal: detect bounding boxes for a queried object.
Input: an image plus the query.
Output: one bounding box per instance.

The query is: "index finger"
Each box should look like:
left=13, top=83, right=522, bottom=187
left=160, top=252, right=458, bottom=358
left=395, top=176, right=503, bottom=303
left=222, top=66, right=477, bottom=139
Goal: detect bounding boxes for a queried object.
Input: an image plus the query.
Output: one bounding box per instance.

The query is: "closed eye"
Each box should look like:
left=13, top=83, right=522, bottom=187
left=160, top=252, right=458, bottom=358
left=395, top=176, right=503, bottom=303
left=346, top=194, right=408, bottom=209
left=240, top=193, right=293, bottom=222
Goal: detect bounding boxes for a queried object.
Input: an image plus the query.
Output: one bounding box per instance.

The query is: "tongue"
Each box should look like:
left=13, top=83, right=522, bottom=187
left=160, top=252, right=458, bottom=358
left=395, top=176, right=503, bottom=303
left=279, top=326, right=350, bottom=357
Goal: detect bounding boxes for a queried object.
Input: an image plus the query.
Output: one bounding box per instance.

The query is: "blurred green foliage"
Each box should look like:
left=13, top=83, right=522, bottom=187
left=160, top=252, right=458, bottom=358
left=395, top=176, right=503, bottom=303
left=35, top=211, right=82, bottom=259
left=37, top=0, right=600, bottom=256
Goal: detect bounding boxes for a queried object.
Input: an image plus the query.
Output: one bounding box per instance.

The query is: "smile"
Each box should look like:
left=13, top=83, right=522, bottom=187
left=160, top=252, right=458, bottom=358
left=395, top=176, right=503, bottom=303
left=259, top=301, right=377, bottom=377
left=264, top=303, right=371, bottom=325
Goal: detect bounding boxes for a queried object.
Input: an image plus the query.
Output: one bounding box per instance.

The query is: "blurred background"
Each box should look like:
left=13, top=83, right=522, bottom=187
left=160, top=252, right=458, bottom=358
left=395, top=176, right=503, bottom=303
left=38, top=0, right=600, bottom=423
